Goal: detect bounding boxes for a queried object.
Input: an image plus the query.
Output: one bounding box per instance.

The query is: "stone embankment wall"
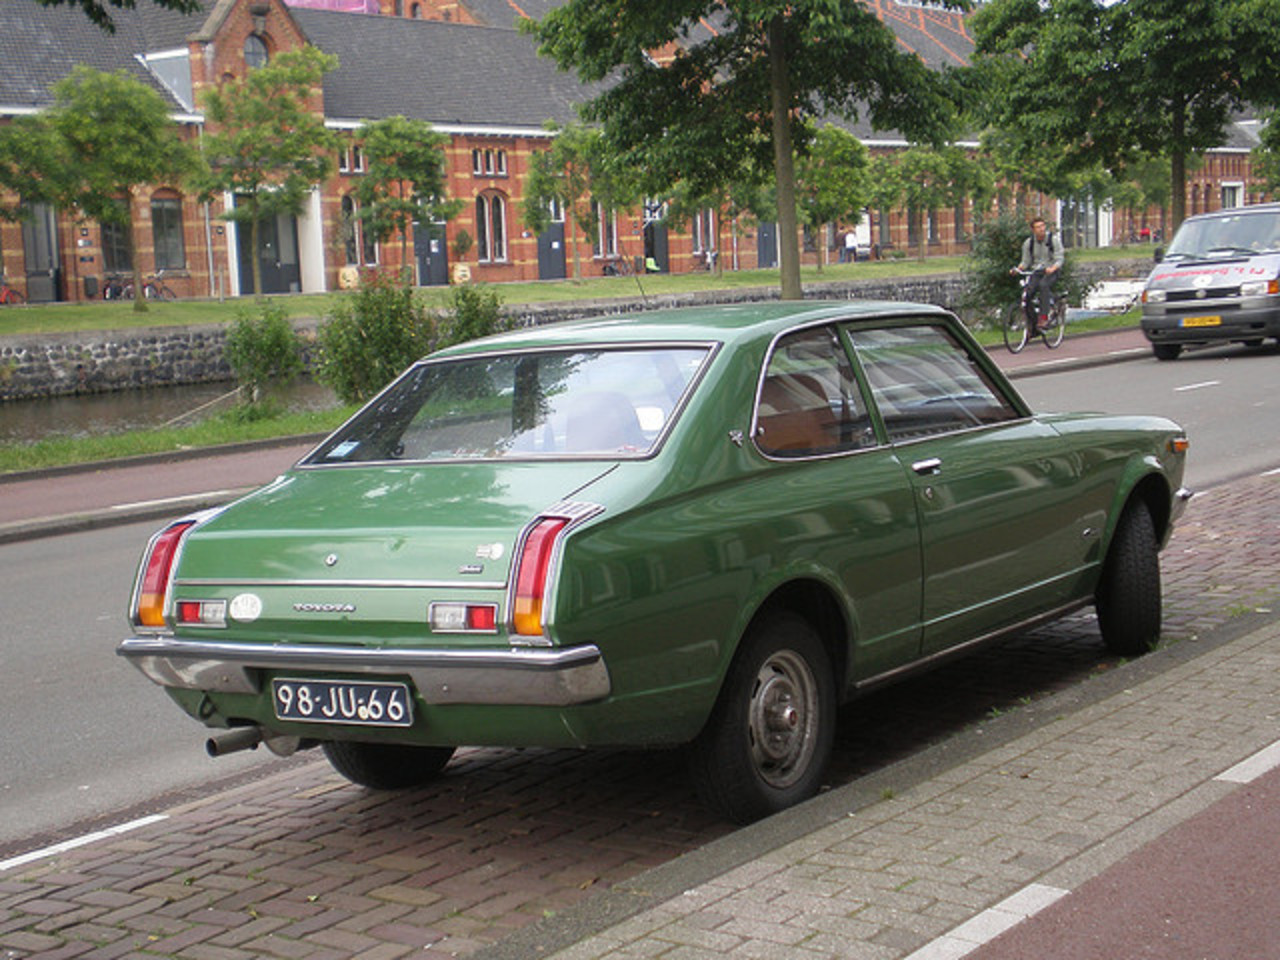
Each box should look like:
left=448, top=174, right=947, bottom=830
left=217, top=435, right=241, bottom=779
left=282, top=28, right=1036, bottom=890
left=0, top=260, right=1148, bottom=400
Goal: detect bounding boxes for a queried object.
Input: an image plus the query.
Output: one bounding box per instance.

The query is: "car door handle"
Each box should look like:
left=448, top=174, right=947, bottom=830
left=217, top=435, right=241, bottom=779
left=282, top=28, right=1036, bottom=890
left=911, top=457, right=942, bottom=476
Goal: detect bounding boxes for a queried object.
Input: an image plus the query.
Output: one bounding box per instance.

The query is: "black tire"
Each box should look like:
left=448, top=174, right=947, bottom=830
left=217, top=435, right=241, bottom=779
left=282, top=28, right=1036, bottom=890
left=1043, top=299, right=1066, bottom=349
left=322, top=740, right=455, bottom=789
left=689, top=611, right=836, bottom=824
left=1096, top=502, right=1162, bottom=656
left=1003, top=302, right=1030, bottom=354
left=1152, top=343, right=1182, bottom=361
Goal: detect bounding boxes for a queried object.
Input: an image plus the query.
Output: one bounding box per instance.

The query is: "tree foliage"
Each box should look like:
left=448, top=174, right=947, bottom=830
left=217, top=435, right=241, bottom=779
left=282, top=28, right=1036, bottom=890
left=525, top=1, right=961, bottom=300
left=794, top=124, right=870, bottom=266
left=867, top=144, right=993, bottom=259
left=36, top=0, right=200, bottom=33
left=353, top=116, right=459, bottom=279
left=191, top=46, right=339, bottom=297
left=972, top=0, right=1280, bottom=233
left=225, top=300, right=304, bottom=406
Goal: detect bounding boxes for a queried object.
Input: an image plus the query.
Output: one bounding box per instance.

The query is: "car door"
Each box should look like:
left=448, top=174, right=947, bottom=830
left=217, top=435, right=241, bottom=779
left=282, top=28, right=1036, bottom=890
left=845, top=321, right=1086, bottom=656
left=752, top=325, right=923, bottom=681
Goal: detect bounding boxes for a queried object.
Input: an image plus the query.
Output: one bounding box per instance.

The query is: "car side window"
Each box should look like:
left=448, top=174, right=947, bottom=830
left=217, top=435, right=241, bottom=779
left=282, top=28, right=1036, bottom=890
left=755, top=326, right=876, bottom=458
left=846, top=323, right=1020, bottom=443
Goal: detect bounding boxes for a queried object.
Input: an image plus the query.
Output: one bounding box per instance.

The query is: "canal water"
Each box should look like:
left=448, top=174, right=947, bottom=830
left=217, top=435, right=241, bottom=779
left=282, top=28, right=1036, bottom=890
left=0, top=379, right=339, bottom=446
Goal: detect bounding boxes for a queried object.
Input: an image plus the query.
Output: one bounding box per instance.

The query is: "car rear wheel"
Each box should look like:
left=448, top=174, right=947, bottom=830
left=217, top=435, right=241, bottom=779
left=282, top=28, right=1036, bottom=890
left=1096, top=501, right=1161, bottom=657
left=1152, top=343, right=1182, bottom=361
left=689, top=612, right=835, bottom=823
left=322, top=740, right=455, bottom=789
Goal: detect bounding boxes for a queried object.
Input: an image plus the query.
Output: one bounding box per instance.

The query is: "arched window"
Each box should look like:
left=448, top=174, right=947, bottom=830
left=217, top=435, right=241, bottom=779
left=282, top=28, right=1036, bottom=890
left=341, top=194, right=378, bottom=266
left=475, top=193, right=507, bottom=262
left=151, top=192, right=186, bottom=269
left=244, top=34, right=268, bottom=70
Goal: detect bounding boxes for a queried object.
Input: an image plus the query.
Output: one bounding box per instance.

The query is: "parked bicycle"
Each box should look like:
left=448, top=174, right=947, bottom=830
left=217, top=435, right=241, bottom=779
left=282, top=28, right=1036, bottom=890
left=601, top=256, right=634, bottom=277
left=0, top=275, right=26, bottom=305
left=1004, top=268, right=1066, bottom=353
left=102, top=274, right=133, bottom=300
left=142, top=269, right=178, bottom=301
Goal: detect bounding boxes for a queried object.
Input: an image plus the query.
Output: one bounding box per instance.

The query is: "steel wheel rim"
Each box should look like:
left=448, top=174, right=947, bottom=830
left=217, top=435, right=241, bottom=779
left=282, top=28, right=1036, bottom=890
left=747, top=649, right=820, bottom=789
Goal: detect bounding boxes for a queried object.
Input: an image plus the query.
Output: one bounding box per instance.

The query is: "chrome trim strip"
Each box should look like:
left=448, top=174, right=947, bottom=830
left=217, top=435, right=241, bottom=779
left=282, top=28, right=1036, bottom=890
left=175, top=578, right=508, bottom=590
left=116, top=637, right=611, bottom=706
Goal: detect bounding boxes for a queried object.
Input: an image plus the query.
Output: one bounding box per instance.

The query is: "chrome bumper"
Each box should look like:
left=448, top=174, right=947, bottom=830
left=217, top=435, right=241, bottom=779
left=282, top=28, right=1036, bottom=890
left=1172, top=486, right=1194, bottom=525
left=117, top=637, right=612, bottom=707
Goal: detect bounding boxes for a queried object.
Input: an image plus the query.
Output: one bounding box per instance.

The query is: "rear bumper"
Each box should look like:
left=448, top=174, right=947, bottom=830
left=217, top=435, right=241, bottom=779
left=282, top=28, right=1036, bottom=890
left=117, top=636, right=612, bottom=707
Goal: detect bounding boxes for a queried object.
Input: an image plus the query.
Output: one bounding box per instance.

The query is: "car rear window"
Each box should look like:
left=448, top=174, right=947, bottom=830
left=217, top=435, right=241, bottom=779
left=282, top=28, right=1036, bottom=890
left=306, top=346, right=711, bottom=463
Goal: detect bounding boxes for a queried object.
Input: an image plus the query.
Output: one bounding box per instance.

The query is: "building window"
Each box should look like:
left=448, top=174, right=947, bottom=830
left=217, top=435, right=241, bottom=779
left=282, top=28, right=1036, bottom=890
left=339, top=144, right=364, bottom=174
left=341, top=194, right=377, bottom=265
left=244, top=34, right=268, bottom=70
left=471, top=148, right=507, bottom=177
left=150, top=195, right=186, bottom=270
left=476, top=193, right=507, bottom=262
left=692, top=208, right=715, bottom=253
left=591, top=200, right=617, bottom=258
left=410, top=3, right=421, bottom=16
left=101, top=216, right=132, bottom=274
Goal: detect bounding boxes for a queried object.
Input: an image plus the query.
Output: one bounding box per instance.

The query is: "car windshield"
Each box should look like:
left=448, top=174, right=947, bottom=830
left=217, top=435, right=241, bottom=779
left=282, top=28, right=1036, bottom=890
left=306, top=345, right=711, bottom=463
left=1163, top=213, right=1280, bottom=260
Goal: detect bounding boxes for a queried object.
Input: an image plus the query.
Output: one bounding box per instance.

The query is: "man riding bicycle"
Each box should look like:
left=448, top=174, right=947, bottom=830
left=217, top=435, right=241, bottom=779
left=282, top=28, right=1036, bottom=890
left=1012, top=217, right=1064, bottom=331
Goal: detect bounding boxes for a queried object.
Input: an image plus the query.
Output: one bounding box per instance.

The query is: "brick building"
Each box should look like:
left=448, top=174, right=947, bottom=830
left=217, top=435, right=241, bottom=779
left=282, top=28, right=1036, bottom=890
left=0, top=0, right=1269, bottom=303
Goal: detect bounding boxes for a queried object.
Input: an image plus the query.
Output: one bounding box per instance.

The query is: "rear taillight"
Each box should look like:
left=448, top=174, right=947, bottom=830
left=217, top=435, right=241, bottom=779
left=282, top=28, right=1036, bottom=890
left=512, top=517, right=568, bottom=637
left=133, top=520, right=196, bottom=628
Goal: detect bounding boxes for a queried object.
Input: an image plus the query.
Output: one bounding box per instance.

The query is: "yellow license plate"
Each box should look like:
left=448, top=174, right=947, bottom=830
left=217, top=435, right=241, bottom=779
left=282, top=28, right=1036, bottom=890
left=1181, top=315, right=1222, bottom=328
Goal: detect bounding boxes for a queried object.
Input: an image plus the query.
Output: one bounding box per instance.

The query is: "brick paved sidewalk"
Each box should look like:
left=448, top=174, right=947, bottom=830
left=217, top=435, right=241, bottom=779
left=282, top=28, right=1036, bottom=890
left=1, top=474, right=1276, bottom=960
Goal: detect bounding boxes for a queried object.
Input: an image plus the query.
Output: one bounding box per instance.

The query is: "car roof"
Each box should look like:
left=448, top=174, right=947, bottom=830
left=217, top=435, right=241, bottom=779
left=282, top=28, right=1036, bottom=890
left=429, top=299, right=953, bottom=358
left=1183, top=202, right=1280, bottom=222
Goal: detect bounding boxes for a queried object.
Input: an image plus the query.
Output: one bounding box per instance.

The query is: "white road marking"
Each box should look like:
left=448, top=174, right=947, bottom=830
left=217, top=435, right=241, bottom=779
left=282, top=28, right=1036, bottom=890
left=0, top=814, right=168, bottom=872
left=110, top=491, right=234, bottom=511
left=1263, top=466, right=1280, bottom=477
left=901, top=883, right=1070, bottom=960
left=1216, top=740, right=1280, bottom=784
left=1174, top=380, right=1221, bottom=392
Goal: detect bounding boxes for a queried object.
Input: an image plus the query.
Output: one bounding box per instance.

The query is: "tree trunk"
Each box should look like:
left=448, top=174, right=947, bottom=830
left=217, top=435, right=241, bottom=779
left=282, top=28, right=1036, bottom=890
left=1170, top=101, right=1187, bottom=234
left=125, top=188, right=148, bottom=313
left=767, top=16, right=802, bottom=301
left=250, top=209, right=264, bottom=299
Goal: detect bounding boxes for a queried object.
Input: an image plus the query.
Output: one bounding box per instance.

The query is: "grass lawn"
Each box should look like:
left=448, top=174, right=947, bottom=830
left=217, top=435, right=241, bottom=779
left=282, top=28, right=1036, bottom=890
left=0, top=247, right=1150, bottom=475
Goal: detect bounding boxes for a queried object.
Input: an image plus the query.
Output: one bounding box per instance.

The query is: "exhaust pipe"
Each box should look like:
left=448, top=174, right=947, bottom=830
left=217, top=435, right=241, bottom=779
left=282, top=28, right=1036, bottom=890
left=206, top=726, right=263, bottom=757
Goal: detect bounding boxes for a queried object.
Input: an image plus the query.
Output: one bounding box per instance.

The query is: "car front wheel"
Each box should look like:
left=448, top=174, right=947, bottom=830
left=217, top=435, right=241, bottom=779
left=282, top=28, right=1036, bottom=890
left=1096, top=501, right=1162, bottom=656
left=322, top=740, right=455, bottom=789
left=689, top=612, right=836, bottom=823
left=1152, top=343, right=1182, bottom=361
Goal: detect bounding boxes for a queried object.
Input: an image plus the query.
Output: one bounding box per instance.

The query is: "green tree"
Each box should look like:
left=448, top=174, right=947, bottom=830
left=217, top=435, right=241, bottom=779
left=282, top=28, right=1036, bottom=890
left=353, top=116, right=459, bottom=282
left=972, top=0, right=1280, bottom=233
left=868, top=145, right=991, bottom=259
left=192, top=46, right=338, bottom=297
left=794, top=124, right=870, bottom=271
left=37, top=0, right=200, bottom=33
left=525, top=1, right=960, bottom=300
left=40, top=67, right=197, bottom=312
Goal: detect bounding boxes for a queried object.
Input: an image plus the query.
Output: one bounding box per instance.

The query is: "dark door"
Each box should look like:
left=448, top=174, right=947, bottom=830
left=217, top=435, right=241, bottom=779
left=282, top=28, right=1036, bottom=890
left=537, top=221, right=566, bottom=280
left=642, top=200, right=669, bottom=272
left=22, top=203, right=61, bottom=302
left=414, top=221, right=449, bottom=286
left=235, top=204, right=300, bottom=295
left=757, top=221, right=778, bottom=269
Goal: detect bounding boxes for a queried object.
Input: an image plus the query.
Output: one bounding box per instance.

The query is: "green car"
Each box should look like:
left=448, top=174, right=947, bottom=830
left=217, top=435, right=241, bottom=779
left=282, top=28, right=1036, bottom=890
left=120, top=302, right=1190, bottom=822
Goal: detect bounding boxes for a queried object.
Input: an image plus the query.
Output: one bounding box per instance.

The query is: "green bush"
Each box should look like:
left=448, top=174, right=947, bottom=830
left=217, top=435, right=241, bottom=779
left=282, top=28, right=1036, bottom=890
left=963, top=212, right=1081, bottom=324
left=223, top=300, right=303, bottom=404
left=315, top=273, right=435, bottom=405
left=437, top=283, right=509, bottom=350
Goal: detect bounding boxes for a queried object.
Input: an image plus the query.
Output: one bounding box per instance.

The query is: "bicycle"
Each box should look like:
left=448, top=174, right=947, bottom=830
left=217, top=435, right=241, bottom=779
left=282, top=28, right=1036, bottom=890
left=0, top=275, right=26, bottom=305
left=601, top=256, right=634, bottom=277
left=102, top=274, right=133, bottom=300
left=1004, top=268, right=1066, bottom=354
left=142, top=269, right=178, bottom=301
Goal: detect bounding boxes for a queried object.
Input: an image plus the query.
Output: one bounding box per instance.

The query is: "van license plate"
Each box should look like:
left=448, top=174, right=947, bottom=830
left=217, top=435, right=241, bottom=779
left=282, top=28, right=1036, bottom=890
left=272, top=678, right=413, bottom=727
left=1181, top=315, right=1222, bottom=328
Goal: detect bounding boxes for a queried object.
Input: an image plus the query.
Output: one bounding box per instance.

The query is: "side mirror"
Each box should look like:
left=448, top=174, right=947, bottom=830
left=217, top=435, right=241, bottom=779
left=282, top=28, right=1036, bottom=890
left=1153, top=246, right=1164, bottom=264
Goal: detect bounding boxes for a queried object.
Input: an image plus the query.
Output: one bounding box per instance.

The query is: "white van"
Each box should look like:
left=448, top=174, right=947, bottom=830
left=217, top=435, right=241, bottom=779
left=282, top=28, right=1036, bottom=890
left=1140, top=203, right=1280, bottom=360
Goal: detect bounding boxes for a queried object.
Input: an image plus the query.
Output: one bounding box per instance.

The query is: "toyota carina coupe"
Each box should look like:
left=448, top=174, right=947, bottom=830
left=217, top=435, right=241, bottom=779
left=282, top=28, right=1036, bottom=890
left=120, top=301, right=1190, bottom=822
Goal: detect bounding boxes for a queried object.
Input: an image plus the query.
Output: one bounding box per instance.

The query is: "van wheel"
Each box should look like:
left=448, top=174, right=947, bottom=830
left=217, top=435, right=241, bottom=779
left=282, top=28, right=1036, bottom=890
left=1152, top=343, right=1182, bottom=361
left=322, top=741, right=455, bottom=789
left=1096, top=502, right=1161, bottom=656
left=689, top=612, right=835, bottom=823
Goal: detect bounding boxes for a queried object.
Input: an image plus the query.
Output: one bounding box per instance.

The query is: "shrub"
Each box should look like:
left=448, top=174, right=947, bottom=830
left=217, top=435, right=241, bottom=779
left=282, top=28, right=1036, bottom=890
left=315, top=273, right=434, bottom=404
left=437, top=283, right=509, bottom=350
left=224, top=300, right=303, bottom=404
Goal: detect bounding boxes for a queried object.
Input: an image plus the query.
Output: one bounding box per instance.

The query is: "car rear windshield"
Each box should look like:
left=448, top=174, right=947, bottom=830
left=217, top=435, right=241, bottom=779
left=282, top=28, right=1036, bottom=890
left=306, top=346, right=711, bottom=463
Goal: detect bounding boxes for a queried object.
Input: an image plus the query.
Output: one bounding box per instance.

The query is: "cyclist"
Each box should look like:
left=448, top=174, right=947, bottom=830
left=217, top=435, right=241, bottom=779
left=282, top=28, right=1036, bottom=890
left=1011, top=217, right=1064, bottom=331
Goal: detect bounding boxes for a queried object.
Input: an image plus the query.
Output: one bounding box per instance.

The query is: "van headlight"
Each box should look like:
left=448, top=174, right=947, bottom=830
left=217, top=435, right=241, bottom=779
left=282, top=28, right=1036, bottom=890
left=1239, top=279, right=1280, bottom=297
left=1143, top=288, right=1166, bottom=304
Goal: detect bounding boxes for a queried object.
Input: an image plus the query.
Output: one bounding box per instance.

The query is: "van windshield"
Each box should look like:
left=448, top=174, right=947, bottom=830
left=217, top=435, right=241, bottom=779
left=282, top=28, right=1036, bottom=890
left=1163, top=213, right=1280, bottom=260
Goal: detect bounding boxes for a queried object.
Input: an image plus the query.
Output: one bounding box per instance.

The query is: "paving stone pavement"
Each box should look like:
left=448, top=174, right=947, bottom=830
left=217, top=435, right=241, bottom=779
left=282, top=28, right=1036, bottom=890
left=1, top=472, right=1277, bottom=960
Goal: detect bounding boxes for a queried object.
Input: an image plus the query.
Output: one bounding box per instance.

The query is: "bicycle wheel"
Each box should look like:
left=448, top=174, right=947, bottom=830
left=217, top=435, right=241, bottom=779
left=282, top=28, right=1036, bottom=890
left=0, top=286, right=25, bottom=305
left=1043, top=299, right=1066, bottom=349
left=158, top=284, right=177, bottom=301
left=1003, top=302, right=1029, bottom=354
